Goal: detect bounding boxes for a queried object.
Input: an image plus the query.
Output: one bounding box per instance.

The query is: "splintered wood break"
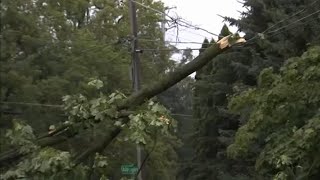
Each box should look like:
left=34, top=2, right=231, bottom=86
left=217, top=35, right=246, bottom=49
left=218, top=35, right=231, bottom=49
left=235, top=38, right=246, bottom=44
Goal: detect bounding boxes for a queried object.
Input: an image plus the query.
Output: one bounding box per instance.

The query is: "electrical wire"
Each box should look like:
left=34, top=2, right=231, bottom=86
left=140, top=48, right=207, bottom=51
left=0, top=101, right=62, bottom=108
left=177, top=18, right=222, bottom=37
left=178, top=28, right=211, bottom=39
left=1, top=101, right=194, bottom=117
left=138, top=38, right=212, bottom=45
left=165, top=30, right=197, bottom=42
left=266, top=13, right=320, bottom=39
left=245, top=1, right=320, bottom=43
left=142, top=6, right=320, bottom=54
left=239, top=8, right=320, bottom=44
left=266, top=9, right=320, bottom=35
left=132, top=0, right=165, bottom=16
left=131, top=0, right=221, bottom=37
left=262, top=0, right=320, bottom=35
left=134, top=133, right=158, bottom=180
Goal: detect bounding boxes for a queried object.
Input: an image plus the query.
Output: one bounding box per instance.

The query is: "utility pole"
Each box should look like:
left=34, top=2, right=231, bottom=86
left=129, top=0, right=141, bottom=92
left=128, top=0, right=144, bottom=180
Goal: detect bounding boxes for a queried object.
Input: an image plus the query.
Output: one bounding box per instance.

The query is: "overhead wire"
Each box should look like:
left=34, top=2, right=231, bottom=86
left=266, top=9, right=320, bottom=35
left=130, top=1, right=317, bottom=49
left=177, top=18, right=222, bottom=37
left=120, top=0, right=320, bottom=52
left=244, top=0, right=320, bottom=43
left=141, top=5, right=320, bottom=52
left=1, top=101, right=194, bottom=117
left=179, top=28, right=210, bottom=39
left=138, top=38, right=212, bottom=45
left=131, top=0, right=165, bottom=16
left=131, top=0, right=221, bottom=38
left=266, top=13, right=320, bottom=39
left=261, top=0, right=320, bottom=35
left=140, top=6, right=320, bottom=53
left=0, top=101, right=62, bottom=108
left=140, top=48, right=207, bottom=51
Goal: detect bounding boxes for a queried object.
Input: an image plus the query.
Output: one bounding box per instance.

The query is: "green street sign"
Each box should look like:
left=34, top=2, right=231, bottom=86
left=121, top=164, right=138, bottom=175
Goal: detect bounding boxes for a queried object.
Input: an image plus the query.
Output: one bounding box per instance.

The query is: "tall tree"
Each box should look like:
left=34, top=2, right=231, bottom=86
left=228, top=46, right=320, bottom=179
left=189, top=25, right=254, bottom=180
left=189, top=0, right=320, bottom=179
left=0, top=0, right=179, bottom=178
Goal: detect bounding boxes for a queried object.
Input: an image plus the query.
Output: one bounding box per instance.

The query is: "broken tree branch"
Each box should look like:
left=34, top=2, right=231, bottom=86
left=73, top=35, right=245, bottom=165
left=0, top=35, right=246, bottom=168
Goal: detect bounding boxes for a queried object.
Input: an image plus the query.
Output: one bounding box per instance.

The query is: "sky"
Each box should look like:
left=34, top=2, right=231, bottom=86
left=160, top=0, right=245, bottom=57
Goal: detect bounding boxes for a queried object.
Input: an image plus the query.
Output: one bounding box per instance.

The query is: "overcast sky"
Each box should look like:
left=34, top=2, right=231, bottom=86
left=160, top=0, right=244, bottom=57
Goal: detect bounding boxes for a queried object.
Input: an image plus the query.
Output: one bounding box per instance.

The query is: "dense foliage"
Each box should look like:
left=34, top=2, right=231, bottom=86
left=228, top=46, right=320, bottom=179
left=0, top=0, right=180, bottom=179
left=189, top=0, right=320, bottom=179
left=1, top=79, right=179, bottom=179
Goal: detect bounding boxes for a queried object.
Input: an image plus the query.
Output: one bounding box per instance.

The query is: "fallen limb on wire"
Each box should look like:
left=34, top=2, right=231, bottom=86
left=0, top=35, right=246, bottom=167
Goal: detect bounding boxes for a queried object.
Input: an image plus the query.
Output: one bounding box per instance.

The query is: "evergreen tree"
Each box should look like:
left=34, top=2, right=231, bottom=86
left=190, top=0, right=320, bottom=179
left=189, top=25, right=253, bottom=180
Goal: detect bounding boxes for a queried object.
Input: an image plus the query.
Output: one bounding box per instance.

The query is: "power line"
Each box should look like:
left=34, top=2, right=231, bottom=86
left=134, top=133, right=157, bottom=180
left=137, top=6, right=320, bottom=53
left=266, top=9, right=320, bottom=35
left=139, top=39, right=211, bottom=45
left=132, top=0, right=165, bottom=16
left=245, top=3, right=320, bottom=43
left=242, top=8, right=320, bottom=43
left=1, top=101, right=194, bottom=118
left=0, top=101, right=62, bottom=108
left=131, top=0, right=221, bottom=38
left=165, top=31, right=197, bottom=42
left=261, top=0, right=320, bottom=35
left=69, top=3, right=320, bottom=55
left=140, top=48, right=207, bottom=51
left=178, top=28, right=210, bottom=39
left=177, top=18, right=222, bottom=37
left=266, top=13, right=320, bottom=39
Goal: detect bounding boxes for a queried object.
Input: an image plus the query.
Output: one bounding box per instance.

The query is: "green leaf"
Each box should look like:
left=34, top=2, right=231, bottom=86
left=87, top=79, right=104, bottom=89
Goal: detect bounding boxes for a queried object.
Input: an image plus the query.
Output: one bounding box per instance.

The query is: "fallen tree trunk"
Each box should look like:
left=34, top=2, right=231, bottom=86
left=73, top=36, right=245, bottom=164
left=0, top=35, right=245, bottom=167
